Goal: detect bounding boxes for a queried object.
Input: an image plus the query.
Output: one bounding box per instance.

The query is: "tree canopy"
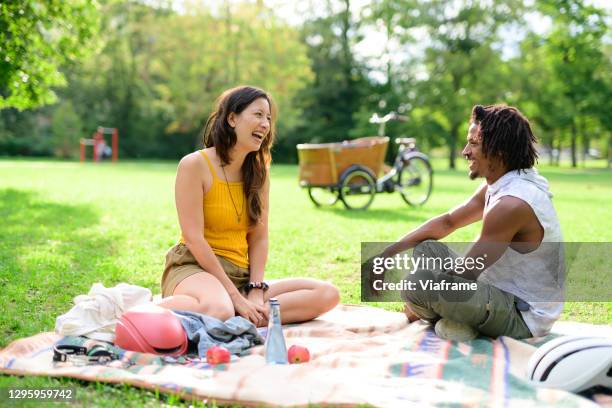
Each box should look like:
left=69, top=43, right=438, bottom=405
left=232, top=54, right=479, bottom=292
left=1, top=0, right=610, bottom=167
left=0, top=1, right=99, bottom=110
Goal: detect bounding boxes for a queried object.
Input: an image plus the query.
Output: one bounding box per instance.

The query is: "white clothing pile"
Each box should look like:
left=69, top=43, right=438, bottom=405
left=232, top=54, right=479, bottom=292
left=55, top=283, right=152, bottom=342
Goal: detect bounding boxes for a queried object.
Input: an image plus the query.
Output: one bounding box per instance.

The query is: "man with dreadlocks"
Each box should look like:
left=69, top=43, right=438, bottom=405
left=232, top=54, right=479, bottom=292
left=375, top=104, right=564, bottom=341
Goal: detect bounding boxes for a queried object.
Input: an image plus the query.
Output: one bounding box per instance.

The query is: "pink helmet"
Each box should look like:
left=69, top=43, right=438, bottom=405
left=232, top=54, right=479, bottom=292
left=115, top=304, right=187, bottom=356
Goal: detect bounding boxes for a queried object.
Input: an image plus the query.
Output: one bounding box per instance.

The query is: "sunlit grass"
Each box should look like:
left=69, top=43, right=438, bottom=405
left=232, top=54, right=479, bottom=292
left=0, top=158, right=610, bottom=405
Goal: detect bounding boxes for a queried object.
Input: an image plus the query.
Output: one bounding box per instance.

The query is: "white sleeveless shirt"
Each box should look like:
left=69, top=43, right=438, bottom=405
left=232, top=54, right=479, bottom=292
left=478, top=168, right=564, bottom=337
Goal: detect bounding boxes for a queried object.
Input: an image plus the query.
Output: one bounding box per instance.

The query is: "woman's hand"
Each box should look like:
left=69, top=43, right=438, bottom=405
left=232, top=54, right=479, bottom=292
left=247, top=288, right=264, bottom=306
left=230, top=292, right=267, bottom=327
left=247, top=289, right=269, bottom=324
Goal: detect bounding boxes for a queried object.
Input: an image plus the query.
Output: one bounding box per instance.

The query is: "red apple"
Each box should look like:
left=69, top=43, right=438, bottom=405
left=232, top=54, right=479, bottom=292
left=287, top=345, right=310, bottom=364
left=206, top=345, right=231, bottom=365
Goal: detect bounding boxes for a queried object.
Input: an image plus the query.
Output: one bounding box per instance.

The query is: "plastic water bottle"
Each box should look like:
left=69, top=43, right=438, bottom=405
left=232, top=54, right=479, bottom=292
left=265, top=298, right=288, bottom=364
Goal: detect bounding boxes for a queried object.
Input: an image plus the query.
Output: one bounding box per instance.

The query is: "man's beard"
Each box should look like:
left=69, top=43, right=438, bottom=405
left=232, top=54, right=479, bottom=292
left=466, top=156, right=478, bottom=180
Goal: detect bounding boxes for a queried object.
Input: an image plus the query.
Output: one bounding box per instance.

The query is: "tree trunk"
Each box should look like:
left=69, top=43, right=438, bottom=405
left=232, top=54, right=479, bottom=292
left=556, top=132, right=562, bottom=166
left=579, top=117, right=588, bottom=167
left=449, top=123, right=459, bottom=169
left=608, top=132, right=612, bottom=168
left=582, top=133, right=589, bottom=167
left=340, top=0, right=352, bottom=85
left=549, top=130, right=555, bottom=166
left=571, top=121, right=577, bottom=168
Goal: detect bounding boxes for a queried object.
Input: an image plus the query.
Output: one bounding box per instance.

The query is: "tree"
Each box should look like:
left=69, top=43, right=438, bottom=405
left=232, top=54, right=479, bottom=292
left=0, top=1, right=99, bottom=110
left=46, top=1, right=313, bottom=159
left=51, top=101, right=83, bottom=158
left=369, top=0, right=523, bottom=168
left=511, top=32, right=574, bottom=166
left=289, top=0, right=369, bottom=151
left=537, top=0, right=608, bottom=167
left=0, top=107, right=52, bottom=156
left=138, top=2, right=313, bottom=157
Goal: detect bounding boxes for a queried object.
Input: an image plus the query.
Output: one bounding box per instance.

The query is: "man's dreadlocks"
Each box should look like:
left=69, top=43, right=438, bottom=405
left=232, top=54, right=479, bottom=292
left=471, top=104, right=538, bottom=172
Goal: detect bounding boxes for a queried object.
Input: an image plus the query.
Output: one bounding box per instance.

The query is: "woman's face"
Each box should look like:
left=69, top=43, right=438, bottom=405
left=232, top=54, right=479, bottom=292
left=228, top=97, right=271, bottom=153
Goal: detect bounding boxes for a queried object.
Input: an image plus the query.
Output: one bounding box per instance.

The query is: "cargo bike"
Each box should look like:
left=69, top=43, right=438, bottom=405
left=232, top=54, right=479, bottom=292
left=297, top=112, right=433, bottom=210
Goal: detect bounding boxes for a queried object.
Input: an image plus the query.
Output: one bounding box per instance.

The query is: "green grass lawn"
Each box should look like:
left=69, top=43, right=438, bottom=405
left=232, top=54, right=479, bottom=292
left=0, top=158, right=610, bottom=406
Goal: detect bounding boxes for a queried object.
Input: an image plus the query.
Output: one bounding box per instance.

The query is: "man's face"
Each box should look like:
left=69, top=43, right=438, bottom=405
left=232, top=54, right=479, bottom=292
left=462, top=122, right=488, bottom=180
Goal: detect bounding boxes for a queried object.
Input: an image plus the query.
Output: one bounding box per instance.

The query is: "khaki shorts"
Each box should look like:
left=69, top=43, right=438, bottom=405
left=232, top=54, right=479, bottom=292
left=161, top=243, right=250, bottom=298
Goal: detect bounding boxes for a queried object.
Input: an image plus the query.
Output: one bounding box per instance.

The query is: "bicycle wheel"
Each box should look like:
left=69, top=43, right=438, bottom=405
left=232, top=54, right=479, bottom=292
left=398, top=156, right=432, bottom=206
left=307, top=187, right=339, bottom=207
left=339, top=167, right=376, bottom=210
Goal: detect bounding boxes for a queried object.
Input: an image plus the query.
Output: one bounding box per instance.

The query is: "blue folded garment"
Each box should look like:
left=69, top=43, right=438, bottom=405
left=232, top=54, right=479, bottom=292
left=172, top=310, right=264, bottom=357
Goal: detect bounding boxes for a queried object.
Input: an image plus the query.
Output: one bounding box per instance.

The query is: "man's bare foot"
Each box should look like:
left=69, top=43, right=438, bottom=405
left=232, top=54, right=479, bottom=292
left=403, top=303, right=421, bottom=323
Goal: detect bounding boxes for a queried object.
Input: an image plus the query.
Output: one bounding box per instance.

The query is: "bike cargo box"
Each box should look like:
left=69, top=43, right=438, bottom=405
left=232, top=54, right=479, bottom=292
left=297, top=136, right=389, bottom=187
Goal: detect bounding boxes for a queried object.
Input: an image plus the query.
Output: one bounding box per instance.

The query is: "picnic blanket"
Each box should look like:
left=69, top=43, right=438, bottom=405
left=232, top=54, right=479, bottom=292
left=1, top=304, right=610, bottom=407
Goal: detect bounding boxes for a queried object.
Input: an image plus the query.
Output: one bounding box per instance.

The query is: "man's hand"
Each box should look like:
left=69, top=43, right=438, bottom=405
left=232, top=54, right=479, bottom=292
left=362, top=254, right=390, bottom=297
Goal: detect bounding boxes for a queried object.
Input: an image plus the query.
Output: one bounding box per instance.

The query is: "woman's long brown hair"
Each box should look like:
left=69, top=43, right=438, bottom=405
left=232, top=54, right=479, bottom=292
left=202, top=86, right=276, bottom=225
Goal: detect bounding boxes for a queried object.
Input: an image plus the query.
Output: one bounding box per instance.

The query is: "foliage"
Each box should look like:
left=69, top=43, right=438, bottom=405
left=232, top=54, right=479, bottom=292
left=51, top=101, right=83, bottom=158
left=0, top=0, right=100, bottom=110
left=0, top=1, right=313, bottom=159
left=367, top=0, right=526, bottom=168
left=0, top=0, right=610, bottom=166
left=140, top=2, right=313, bottom=156
left=0, top=107, right=52, bottom=156
left=537, top=0, right=610, bottom=167
left=68, top=1, right=311, bottom=158
left=275, top=0, right=372, bottom=162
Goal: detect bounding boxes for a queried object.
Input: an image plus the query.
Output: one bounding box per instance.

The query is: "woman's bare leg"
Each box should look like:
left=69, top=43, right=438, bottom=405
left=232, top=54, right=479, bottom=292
left=156, top=272, right=235, bottom=321
left=156, top=276, right=339, bottom=325
left=264, top=278, right=339, bottom=324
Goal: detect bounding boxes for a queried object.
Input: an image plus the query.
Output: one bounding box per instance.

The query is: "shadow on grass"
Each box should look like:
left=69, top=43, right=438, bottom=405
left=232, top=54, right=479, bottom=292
left=0, top=188, right=124, bottom=346
left=0, top=191, right=180, bottom=408
left=320, top=205, right=431, bottom=222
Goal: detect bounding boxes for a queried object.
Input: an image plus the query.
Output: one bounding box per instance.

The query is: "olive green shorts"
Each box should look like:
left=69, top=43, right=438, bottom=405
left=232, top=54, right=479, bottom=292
left=161, top=243, right=250, bottom=298
left=402, top=240, right=533, bottom=339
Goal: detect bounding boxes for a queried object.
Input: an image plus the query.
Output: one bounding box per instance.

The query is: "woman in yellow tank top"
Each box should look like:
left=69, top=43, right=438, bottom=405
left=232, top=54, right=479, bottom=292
left=158, top=86, right=339, bottom=327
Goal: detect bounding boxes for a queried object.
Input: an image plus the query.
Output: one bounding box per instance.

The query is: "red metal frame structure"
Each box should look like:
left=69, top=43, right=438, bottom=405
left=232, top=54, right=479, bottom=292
left=80, top=127, right=119, bottom=162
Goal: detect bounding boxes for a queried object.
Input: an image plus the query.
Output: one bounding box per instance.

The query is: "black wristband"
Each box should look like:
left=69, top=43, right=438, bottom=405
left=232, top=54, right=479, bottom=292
left=246, top=281, right=269, bottom=293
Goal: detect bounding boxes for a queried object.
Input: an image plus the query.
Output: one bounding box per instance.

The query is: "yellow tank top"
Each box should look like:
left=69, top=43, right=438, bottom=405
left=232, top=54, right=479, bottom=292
left=179, top=150, right=249, bottom=267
